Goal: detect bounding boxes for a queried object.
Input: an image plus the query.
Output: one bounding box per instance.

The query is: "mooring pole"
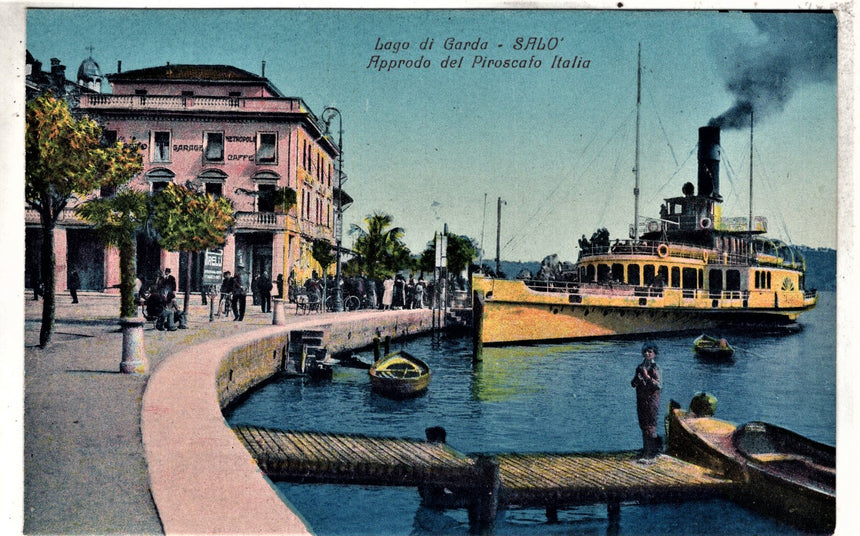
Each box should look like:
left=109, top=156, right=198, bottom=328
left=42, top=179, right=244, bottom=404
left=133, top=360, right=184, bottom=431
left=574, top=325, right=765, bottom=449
left=467, top=455, right=500, bottom=534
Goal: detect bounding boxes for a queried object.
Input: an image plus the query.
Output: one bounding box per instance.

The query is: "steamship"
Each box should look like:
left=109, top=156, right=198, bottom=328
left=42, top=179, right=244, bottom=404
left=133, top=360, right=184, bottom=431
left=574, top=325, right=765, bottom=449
left=471, top=122, right=818, bottom=345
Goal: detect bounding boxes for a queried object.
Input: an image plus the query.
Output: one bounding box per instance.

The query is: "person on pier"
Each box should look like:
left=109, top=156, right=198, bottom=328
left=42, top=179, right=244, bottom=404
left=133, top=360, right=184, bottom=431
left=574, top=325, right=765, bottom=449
left=631, top=342, right=662, bottom=458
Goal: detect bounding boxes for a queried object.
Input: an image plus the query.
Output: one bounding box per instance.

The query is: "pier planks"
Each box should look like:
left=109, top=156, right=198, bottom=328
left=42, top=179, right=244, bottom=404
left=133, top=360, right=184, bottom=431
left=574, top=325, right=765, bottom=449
left=233, top=426, right=733, bottom=510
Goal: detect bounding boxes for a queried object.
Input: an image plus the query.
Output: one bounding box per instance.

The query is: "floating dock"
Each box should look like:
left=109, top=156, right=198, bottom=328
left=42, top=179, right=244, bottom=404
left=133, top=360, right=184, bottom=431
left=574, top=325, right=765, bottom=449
left=232, top=426, right=733, bottom=528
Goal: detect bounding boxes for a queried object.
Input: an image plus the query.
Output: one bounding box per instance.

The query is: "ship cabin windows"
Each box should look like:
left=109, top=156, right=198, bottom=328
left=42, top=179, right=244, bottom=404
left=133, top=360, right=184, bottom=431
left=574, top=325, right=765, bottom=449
left=754, top=270, right=773, bottom=289
left=611, top=264, right=624, bottom=282
left=682, top=267, right=699, bottom=289
left=656, top=266, right=668, bottom=287
left=726, top=270, right=741, bottom=291
left=628, top=265, right=641, bottom=286
left=643, top=265, right=656, bottom=286
left=583, top=261, right=695, bottom=289
left=597, top=264, right=611, bottom=283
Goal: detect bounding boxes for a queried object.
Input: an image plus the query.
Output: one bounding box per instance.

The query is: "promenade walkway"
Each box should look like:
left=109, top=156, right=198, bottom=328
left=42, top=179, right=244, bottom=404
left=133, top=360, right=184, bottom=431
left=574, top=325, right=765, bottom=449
left=22, top=291, right=399, bottom=534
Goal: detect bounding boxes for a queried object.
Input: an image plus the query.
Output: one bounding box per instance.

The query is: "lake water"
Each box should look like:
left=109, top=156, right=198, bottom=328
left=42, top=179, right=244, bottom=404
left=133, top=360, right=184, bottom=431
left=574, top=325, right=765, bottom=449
left=225, top=291, right=835, bottom=536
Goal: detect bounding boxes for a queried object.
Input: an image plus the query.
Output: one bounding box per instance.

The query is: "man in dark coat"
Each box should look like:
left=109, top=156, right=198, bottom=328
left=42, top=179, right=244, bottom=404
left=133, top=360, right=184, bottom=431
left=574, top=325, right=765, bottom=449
left=631, top=342, right=662, bottom=457
left=68, top=269, right=80, bottom=303
left=161, top=268, right=177, bottom=296
left=257, top=271, right=271, bottom=313
left=231, top=271, right=247, bottom=321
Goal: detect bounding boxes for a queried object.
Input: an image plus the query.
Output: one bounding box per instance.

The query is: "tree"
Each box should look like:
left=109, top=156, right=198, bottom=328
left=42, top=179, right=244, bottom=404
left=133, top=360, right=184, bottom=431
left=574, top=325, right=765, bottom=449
left=349, top=212, right=411, bottom=279
left=311, top=238, right=336, bottom=307
left=74, top=189, right=149, bottom=318
left=26, top=94, right=143, bottom=347
left=151, top=182, right=234, bottom=316
left=418, top=232, right=479, bottom=286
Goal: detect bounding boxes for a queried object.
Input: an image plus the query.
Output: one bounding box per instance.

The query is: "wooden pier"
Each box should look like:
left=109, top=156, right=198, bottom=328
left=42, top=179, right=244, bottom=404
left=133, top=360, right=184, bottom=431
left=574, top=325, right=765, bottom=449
left=233, top=426, right=734, bottom=528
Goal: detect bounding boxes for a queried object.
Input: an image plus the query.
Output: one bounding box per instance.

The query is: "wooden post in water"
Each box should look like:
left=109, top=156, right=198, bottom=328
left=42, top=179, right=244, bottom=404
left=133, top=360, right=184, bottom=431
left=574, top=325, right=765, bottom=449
left=373, top=336, right=381, bottom=361
left=384, top=335, right=391, bottom=355
left=472, top=291, right=483, bottom=362
left=608, top=500, right=621, bottom=530
left=418, top=427, right=449, bottom=507
left=468, top=455, right=500, bottom=534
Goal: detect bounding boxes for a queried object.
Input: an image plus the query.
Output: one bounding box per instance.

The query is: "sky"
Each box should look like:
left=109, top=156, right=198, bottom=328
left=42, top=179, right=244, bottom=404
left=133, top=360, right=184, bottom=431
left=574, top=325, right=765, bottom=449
left=22, top=8, right=840, bottom=262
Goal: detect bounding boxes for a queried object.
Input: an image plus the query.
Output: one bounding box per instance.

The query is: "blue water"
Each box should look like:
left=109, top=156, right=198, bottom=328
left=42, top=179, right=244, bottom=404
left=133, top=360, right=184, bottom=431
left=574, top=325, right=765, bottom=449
left=226, top=291, right=835, bottom=536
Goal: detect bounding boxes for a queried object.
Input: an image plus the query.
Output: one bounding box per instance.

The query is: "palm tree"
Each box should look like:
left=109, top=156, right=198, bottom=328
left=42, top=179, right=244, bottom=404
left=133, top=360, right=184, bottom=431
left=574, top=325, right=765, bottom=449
left=349, top=212, right=411, bottom=279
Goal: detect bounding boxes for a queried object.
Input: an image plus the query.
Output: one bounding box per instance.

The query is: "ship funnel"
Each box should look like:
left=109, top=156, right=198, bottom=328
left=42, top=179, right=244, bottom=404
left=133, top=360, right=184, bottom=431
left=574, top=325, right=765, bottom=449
left=697, top=126, right=722, bottom=200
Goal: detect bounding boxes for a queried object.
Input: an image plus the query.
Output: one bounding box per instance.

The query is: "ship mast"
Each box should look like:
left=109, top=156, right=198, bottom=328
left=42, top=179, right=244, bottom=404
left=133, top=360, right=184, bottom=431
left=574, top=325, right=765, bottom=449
left=749, top=109, right=754, bottom=234
left=633, top=43, right=642, bottom=239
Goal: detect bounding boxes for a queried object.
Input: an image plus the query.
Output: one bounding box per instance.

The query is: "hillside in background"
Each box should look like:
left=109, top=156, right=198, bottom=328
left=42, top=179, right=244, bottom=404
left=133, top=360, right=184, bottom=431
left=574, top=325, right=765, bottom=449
left=497, top=247, right=836, bottom=292
left=797, top=247, right=836, bottom=292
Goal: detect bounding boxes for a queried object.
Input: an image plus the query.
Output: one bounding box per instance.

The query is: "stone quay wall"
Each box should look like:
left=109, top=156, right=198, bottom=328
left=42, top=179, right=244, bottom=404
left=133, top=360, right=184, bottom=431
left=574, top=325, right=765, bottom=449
left=216, top=309, right=435, bottom=408
left=143, top=308, right=434, bottom=535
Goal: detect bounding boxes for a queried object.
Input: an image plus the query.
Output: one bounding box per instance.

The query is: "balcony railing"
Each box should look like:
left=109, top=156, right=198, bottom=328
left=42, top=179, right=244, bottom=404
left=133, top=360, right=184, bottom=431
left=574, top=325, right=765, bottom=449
left=80, top=94, right=310, bottom=115
left=234, top=211, right=286, bottom=231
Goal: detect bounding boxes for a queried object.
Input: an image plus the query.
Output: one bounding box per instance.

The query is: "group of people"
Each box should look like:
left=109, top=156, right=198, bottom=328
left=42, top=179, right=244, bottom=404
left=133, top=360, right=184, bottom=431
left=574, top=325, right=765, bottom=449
left=215, top=270, right=277, bottom=321
left=139, top=268, right=184, bottom=331
left=381, top=274, right=428, bottom=310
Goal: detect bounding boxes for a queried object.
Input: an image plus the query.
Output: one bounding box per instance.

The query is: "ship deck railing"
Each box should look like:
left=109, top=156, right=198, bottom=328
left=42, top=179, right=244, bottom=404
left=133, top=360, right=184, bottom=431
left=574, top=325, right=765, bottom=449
left=520, top=280, right=768, bottom=304
left=578, top=240, right=805, bottom=270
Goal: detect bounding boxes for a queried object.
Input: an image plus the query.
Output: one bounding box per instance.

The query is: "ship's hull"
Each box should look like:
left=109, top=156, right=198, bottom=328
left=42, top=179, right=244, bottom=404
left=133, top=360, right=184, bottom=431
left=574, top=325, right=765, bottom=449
left=474, top=277, right=815, bottom=346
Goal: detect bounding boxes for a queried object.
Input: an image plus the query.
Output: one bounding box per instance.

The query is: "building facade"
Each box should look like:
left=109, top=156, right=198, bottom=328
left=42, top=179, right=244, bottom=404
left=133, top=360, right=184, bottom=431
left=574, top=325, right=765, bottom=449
left=27, top=55, right=343, bottom=295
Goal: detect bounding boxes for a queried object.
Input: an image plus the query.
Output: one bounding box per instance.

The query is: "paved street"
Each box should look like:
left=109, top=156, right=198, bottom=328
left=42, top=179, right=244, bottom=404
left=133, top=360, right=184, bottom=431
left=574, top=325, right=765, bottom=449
left=22, top=291, right=347, bottom=534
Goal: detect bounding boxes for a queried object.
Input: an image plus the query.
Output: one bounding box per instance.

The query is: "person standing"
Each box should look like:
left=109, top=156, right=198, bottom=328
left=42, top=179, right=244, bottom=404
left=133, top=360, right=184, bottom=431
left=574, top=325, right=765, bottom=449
left=231, top=271, right=247, bottom=321
left=275, top=274, right=284, bottom=299
left=258, top=271, right=271, bottom=313
left=382, top=277, right=394, bottom=310
left=219, top=271, right=233, bottom=317
left=68, top=269, right=80, bottom=303
left=631, top=342, right=662, bottom=457
left=393, top=274, right=405, bottom=310
left=414, top=278, right=426, bottom=309
left=161, top=268, right=177, bottom=296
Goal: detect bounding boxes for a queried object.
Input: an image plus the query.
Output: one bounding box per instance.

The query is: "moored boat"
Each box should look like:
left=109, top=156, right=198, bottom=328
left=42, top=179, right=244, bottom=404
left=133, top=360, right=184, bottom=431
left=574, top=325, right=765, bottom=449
left=472, top=55, right=816, bottom=346
left=693, top=334, right=735, bottom=359
left=369, top=351, right=431, bottom=398
left=666, top=403, right=835, bottom=531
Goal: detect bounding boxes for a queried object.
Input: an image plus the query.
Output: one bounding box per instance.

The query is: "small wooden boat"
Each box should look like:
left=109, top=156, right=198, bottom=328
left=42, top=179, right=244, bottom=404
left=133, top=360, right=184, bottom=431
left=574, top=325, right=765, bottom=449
left=693, top=334, right=735, bottom=359
left=369, top=351, right=431, bottom=398
left=666, top=404, right=835, bottom=531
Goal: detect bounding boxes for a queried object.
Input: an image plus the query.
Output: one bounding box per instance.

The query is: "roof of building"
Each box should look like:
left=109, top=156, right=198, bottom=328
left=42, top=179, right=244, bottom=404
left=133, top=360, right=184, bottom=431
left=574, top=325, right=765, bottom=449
left=108, top=64, right=284, bottom=96
left=77, top=56, right=103, bottom=82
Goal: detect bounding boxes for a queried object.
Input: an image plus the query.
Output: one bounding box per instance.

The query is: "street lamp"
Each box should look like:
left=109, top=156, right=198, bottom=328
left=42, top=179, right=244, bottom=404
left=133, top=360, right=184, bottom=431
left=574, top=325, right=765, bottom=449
left=322, top=106, right=344, bottom=312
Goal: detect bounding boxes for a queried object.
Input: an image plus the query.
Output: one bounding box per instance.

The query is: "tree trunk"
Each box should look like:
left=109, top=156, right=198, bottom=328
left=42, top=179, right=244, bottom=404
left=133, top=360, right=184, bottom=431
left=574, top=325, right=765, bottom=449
left=38, top=216, right=56, bottom=348
left=183, top=250, right=192, bottom=315
left=119, top=239, right=137, bottom=318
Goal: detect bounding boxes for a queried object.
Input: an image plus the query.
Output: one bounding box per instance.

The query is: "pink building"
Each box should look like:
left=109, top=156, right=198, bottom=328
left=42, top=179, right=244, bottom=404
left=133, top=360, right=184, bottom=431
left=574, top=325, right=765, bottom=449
left=28, top=58, right=345, bottom=296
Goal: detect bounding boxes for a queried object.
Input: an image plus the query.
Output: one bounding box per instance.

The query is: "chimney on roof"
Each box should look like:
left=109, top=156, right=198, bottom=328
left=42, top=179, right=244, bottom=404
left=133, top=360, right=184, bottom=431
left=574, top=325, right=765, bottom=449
left=50, top=58, right=66, bottom=87
left=117, top=60, right=122, bottom=73
left=262, top=60, right=266, bottom=77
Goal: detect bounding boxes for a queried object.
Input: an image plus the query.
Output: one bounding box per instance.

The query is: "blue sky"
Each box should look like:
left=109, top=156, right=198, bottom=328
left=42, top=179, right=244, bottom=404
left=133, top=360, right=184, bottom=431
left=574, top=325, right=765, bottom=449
left=25, top=9, right=839, bottom=260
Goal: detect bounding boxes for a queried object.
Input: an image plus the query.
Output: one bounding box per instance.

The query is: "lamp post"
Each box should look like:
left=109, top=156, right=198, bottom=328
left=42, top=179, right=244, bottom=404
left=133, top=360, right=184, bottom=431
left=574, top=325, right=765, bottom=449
left=323, top=106, right=344, bottom=312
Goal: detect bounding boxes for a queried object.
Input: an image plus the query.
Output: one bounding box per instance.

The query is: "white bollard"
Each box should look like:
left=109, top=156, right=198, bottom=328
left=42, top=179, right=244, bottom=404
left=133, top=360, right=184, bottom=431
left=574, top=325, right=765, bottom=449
left=119, top=317, right=149, bottom=375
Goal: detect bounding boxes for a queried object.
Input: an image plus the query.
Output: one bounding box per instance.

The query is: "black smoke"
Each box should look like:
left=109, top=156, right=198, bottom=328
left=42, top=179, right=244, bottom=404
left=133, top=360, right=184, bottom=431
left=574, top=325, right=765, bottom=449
left=709, top=13, right=836, bottom=129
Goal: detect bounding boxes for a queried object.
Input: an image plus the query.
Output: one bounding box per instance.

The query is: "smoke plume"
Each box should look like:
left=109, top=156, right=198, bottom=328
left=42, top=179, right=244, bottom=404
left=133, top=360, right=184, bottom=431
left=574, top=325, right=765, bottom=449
left=709, top=13, right=836, bottom=129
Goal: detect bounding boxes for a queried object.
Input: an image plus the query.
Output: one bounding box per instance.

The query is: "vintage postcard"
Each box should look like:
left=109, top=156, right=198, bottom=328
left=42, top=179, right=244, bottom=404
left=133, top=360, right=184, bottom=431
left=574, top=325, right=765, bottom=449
left=11, top=4, right=850, bottom=535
